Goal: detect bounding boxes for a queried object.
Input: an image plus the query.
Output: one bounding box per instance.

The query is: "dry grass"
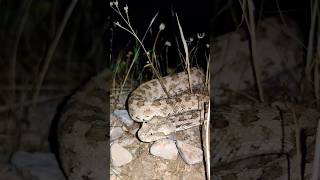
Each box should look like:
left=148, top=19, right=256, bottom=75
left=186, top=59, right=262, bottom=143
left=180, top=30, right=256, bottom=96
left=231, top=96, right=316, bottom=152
left=31, top=0, right=79, bottom=111
left=0, top=0, right=107, bottom=169
left=111, top=1, right=210, bottom=179
left=238, top=0, right=264, bottom=102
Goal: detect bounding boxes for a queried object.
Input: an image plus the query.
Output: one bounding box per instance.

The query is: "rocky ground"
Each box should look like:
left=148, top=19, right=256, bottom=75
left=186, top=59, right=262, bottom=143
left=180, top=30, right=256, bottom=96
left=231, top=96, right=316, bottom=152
left=110, top=93, right=207, bottom=180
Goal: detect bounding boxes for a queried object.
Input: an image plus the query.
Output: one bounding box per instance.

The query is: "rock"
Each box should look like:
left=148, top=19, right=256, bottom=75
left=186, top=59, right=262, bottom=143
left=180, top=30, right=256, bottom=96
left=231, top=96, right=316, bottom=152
left=111, top=143, right=133, bottom=167
left=58, top=69, right=110, bottom=180
left=118, top=137, right=137, bottom=147
left=211, top=16, right=303, bottom=104
left=176, top=141, right=203, bottom=165
left=110, top=127, right=123, bottom=141
left=150, top=139, right=178, bottom=160
left=11, top=151, right=66, bottom=180
left=113, top=110, right=134, bottom=126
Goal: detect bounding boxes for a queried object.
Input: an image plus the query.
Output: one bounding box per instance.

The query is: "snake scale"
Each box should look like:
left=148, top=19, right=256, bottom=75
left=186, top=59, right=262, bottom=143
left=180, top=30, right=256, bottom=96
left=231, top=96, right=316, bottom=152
left=128, top=67, right=209, bottom=142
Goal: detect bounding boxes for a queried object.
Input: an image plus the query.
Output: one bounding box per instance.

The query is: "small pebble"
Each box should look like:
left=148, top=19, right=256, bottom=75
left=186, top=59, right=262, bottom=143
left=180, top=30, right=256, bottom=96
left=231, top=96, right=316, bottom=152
left=150, top=139, right=178, bottom=160
left=110, top=127, right=123, bottom=141
left=111, top=143, right=133, bottom=167
left=113, top=110, right=134, bottom=126
left=176, top=141, right=203, bottom=165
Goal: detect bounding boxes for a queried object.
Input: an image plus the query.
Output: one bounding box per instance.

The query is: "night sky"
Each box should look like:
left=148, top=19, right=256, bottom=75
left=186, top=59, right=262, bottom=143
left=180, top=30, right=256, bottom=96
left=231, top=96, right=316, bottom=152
left=109, top=0, right=210, bottom=69
left=109, top=0, right=310, bottom=69
left=126, top=0, right=210, bottom=34
left=110, top=0, right=210, bottom=44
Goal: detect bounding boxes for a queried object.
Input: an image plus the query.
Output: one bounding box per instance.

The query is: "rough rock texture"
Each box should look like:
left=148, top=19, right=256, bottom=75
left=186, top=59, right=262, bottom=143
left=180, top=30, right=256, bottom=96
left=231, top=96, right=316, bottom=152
left=211, top=16, right=303, bottom=104
left=150, top=139, right=178, bottom=160
left=111, top=143, right=133, bottom=167
left=57, top=69, right=110, bottom=180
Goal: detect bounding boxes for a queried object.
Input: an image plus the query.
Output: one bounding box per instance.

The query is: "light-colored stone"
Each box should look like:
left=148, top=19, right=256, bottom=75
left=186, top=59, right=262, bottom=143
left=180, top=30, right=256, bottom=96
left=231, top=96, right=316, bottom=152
left=176, top=141, right=203, bottom=165
left=111, top=143, right=133, bottom=167
left=113, top=109, right=134, bottom=126
left=110, top=127, right=123, bottom=141
left=150, top=139, right=178, bottom=160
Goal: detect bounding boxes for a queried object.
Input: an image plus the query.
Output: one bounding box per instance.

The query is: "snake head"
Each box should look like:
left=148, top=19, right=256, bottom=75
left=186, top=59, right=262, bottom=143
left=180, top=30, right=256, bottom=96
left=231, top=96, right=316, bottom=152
left=137, top=117, right=176, bottom=142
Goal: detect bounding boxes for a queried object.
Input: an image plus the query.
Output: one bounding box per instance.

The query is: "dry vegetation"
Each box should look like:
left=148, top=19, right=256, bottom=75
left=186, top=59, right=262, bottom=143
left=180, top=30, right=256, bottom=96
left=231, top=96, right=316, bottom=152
left=110, top=1, right=210, bottom=179
left=0, top=0, right=108, bottom=171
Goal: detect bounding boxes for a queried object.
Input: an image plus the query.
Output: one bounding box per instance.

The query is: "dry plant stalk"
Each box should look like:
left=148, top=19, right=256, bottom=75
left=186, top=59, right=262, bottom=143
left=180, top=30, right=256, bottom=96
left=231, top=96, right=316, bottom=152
left=203, top=94, right=210, bottom=180
left=311, top=119, right=320, bottom=180
left=312, top=3, right=320, bottom=179
left=305, top=0, right=318, bottom=81
left=110, top=1, right=170, bottom=99
left=275, top=0, right=305, bottom=48
left=144, top=63, right=170, bottom=97
left=315, top=55, right=319, bottom=107
left=247, top=0, right=264, bottom=102
left=10, top=0, right=33, bottom=109
left=32, top=0, right=78, bottom=110
left=175, top=13, right=210, bottom=179
left=204, top=47, right=211, bottom=180
left=239, top=0, right=264, bottom=102
left=315, top=13, right=320, bottom=107
left=292, top=109, right=302, bottom=180
left=175, top=13, right=192, bottom=94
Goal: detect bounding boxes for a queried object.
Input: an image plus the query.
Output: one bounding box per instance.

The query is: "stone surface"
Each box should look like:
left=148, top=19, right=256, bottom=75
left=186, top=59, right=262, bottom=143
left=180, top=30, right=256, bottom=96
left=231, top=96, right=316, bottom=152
left=111, top=143, right=133, bottom=167
left=211, top=16, right=303, bottom=104
left=118, top=137, right=137, bottom=147
left=11, top=151, right=66, bottom=180
left=113, top=109, right=134, bottom=126
left=150, top=139, right=178, bottom=160
left=110, top=127, right=123, bottom=141
left=176, top=141, right=203, bottom=165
